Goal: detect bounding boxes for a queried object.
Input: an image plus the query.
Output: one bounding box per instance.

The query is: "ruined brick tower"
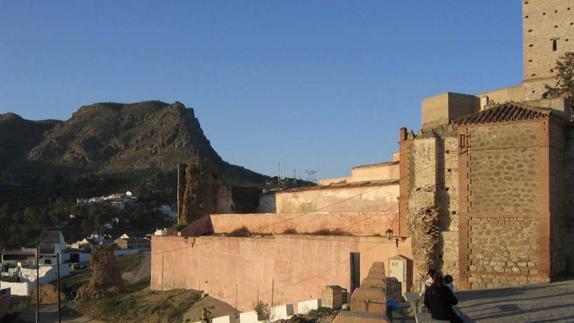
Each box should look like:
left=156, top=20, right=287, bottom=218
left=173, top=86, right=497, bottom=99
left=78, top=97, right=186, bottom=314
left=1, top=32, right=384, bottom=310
left=523, top=0, right=574, bottom=100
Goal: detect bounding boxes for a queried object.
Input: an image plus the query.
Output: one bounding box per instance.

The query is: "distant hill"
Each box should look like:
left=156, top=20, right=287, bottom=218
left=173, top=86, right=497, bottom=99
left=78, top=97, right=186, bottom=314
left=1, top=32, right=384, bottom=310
left=0, top=113, right=61, bottom=182
left=0, top=101, right=268, bottom=188
left=28, top=101, right=267, bottom=184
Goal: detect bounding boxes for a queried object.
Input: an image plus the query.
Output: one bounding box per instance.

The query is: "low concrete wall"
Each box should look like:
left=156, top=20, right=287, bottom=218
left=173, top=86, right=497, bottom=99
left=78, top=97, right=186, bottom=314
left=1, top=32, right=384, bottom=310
left=1, top=281, right=32, bottom=296
left=151, top=235, right=413, bottom=311
left=350, top=163, right=399, bottom=183
left=20, top=265, right=70, bottom=285
left=275, top=183, right=399, bottom=214
left=207, top=212, right=399, bottom=236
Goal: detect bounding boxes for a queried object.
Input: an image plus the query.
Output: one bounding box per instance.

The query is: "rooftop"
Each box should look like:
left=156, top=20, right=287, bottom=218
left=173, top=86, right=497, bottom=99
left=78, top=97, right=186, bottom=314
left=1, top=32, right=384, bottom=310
left=451, top=103, right=551, bottom=126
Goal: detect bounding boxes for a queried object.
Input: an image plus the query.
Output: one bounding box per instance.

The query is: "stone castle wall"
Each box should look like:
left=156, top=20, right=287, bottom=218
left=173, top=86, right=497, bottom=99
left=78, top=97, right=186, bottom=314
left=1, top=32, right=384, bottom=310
left=563, top=126, right=574, bottom=274
left=549, top=120, right=568, bottom=275
left=151, top=235, right=413, bottom=311
left=439, top=135, right=460, bottom=280
left=463, top=120, right=551, bottom=288
left=402, top=128, right=460, bottom=283
left=523, top=0, right=574, bottom=99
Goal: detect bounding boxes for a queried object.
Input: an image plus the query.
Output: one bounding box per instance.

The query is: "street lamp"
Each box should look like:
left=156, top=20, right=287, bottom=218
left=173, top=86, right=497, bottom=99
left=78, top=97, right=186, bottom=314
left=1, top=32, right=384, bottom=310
left=385, top=228, right=400, bottom=248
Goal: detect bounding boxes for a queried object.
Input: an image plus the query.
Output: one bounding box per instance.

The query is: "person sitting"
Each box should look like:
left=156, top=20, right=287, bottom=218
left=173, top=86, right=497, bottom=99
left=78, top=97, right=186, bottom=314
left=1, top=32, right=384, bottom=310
left=420, top=269, right=436, bottom=298
left=419, top=268, right=436, bottom=312
left=424, top=272, right=462, bottom=323
left=444, top=274, right=454, bottom=291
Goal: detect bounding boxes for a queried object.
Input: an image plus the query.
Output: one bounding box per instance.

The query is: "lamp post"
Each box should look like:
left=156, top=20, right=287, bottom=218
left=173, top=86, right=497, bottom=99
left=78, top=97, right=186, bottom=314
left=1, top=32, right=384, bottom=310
left=385, top=229, right=400, bottom=248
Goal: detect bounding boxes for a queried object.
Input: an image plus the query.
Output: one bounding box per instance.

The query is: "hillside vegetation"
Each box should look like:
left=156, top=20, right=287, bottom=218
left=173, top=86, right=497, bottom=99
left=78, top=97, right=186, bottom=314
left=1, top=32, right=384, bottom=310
left=0, top=101, right=270, bottom=247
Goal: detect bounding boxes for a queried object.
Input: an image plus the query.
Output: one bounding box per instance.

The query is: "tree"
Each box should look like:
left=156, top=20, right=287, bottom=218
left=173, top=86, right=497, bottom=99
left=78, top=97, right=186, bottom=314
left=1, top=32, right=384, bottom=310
left=544, top=52, right=574, bottom=99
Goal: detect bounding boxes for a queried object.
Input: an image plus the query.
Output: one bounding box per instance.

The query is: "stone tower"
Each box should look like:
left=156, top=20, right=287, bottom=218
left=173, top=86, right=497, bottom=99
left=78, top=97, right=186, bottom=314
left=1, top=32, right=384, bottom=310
left=523, top=0, right=574, bottom=100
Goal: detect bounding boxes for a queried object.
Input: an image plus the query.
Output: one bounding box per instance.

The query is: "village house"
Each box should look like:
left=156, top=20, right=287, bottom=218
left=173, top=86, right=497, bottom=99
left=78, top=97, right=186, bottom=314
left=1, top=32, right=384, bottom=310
left=114, top=234, right=151, bottom=252
left=76, top=190, right=138, bottom=209
left=1, top=231, right=71, bottom=296
left=151, top=0, right=574, bottom=312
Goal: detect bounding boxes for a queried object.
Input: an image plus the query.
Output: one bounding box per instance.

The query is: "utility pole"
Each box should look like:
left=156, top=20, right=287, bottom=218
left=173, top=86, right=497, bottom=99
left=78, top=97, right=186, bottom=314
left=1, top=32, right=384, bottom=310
left=36, top=244, right=40, bottom=323
left=57, top=253, right=61, bottom=323
left=278, top=162, right=281, bottom=179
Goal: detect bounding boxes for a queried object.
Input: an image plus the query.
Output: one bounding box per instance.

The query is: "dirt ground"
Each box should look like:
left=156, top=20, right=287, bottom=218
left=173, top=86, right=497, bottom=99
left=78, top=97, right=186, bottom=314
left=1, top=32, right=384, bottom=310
left=182, top=296, right=239, bottom=323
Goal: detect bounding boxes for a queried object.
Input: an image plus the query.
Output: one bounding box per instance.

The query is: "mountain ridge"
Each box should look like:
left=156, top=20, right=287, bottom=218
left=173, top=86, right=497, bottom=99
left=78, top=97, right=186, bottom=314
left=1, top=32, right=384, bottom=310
left=0, top=100, right=268, bottom=187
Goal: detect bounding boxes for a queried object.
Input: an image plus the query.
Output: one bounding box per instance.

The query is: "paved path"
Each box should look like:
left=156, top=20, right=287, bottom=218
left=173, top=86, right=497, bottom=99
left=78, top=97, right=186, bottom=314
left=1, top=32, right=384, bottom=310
left=456, top=279, right=574, bottom=322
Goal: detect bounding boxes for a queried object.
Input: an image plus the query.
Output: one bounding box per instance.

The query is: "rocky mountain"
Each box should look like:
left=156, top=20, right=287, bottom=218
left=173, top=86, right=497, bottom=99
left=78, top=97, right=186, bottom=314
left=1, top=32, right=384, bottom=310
left=0, top=113, right=61, bottom=182
left=0, top=101, right=267, bottom=188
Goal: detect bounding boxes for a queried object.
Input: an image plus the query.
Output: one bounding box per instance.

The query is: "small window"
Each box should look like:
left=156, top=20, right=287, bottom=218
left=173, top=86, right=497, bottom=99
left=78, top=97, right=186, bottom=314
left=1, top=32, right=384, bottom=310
left=553, top=39, right=558, bottom=51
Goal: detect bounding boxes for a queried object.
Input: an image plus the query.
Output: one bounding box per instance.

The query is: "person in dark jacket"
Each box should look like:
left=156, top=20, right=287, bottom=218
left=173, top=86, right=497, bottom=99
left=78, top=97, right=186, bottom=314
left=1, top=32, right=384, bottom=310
left=424, top=272, right=463, bottom=323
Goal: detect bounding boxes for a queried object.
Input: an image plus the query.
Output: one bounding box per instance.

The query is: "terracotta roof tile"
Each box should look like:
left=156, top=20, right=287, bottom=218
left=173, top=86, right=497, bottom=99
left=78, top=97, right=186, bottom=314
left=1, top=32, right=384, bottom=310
left=450, top=104, right=550, bottom=126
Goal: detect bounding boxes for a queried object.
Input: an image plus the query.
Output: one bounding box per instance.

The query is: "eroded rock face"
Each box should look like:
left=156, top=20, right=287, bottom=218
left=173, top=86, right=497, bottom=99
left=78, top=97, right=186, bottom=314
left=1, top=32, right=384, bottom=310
left=75, top=245, right=124, bottom=301
left=178, top=162, right=224, bottom=225
left=408, top=188, right=441, bottom=291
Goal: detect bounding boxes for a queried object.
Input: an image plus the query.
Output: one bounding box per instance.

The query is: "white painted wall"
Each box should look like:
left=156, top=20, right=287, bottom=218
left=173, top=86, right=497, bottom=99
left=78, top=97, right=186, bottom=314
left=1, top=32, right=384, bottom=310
left=1, top=281, right=32, bottom=296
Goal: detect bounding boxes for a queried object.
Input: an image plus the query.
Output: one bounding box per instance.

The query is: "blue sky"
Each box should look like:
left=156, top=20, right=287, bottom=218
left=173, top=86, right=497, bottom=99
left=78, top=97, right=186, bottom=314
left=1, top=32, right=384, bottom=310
left=0, top=1, right=522, bottom=179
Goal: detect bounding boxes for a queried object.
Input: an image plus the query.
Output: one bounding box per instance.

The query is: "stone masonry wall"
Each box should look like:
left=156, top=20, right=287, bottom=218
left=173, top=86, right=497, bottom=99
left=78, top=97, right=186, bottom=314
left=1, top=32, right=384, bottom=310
left=563, top=126, right=574, bottom=274
left=439, top=135, right=460, bottom=280
left=466, top=121, right=549, bottom=288
left=468, top=123, right=542, bottom=215
left=523, top=0, right=574, bottom=100
left=549, top=120, right=567, bottom=276
left=468, top=217, right=541, bottom=288
left=407, top=129, right=461, bottom=284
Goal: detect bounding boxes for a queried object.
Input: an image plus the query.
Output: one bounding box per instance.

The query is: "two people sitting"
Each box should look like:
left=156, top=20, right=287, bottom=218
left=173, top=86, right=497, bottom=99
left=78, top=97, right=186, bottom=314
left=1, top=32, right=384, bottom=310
left=421, top=269, right=462, bottom=323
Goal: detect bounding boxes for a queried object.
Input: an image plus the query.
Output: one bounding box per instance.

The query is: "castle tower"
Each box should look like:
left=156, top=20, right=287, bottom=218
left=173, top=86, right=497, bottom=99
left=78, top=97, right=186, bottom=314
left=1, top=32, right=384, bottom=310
left=523, top=0, right=574, bottom=100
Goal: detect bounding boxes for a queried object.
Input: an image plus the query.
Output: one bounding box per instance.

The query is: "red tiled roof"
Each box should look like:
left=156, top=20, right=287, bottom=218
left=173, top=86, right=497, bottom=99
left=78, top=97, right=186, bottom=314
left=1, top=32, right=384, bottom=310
left=450, top=104, right=551, bottom=125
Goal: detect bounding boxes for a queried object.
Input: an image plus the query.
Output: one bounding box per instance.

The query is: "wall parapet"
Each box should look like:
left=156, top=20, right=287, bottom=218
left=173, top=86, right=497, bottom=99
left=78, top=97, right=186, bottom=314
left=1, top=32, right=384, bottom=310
left=182, top=212, right=399, bottom=237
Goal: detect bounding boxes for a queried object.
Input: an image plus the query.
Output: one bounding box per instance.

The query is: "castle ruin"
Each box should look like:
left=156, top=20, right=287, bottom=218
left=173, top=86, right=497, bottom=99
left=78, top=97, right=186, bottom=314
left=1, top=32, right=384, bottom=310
left=151, top=0, right=574, bottom=311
